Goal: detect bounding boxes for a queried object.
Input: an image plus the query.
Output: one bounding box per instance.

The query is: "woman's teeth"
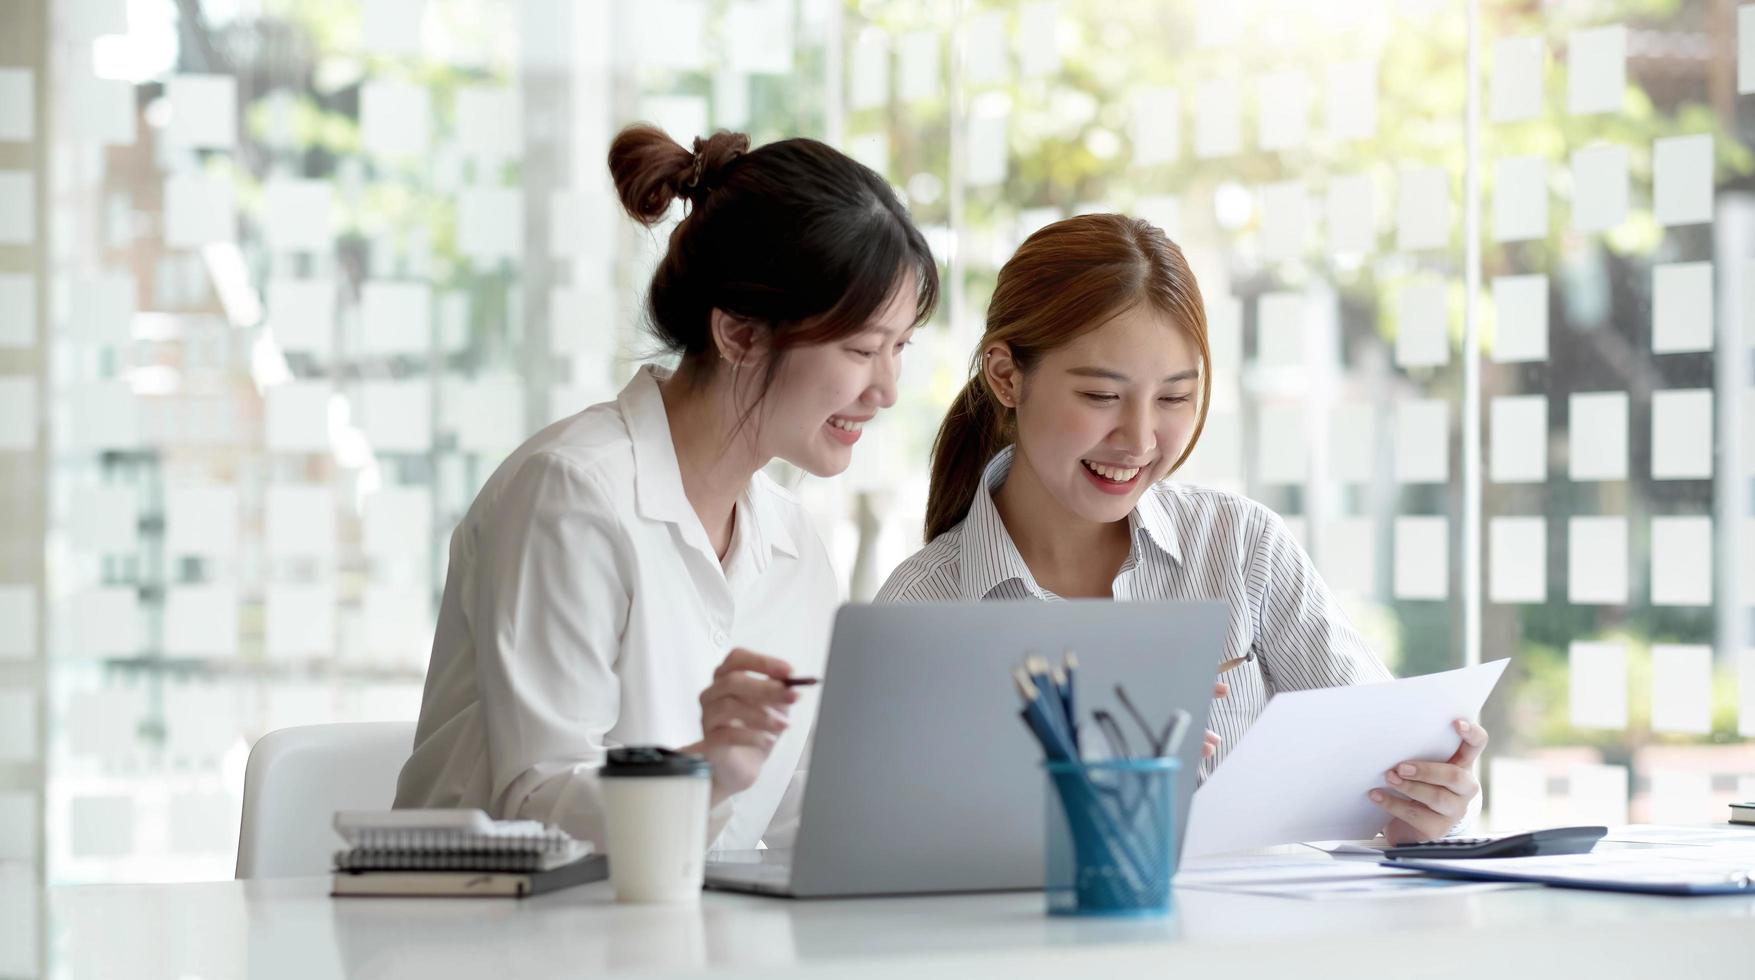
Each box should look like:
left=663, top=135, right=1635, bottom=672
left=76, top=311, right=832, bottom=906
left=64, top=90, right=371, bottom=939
left=828, top=417, right=864, bottom=433
left=1083, top=460, right=1140, bottom=482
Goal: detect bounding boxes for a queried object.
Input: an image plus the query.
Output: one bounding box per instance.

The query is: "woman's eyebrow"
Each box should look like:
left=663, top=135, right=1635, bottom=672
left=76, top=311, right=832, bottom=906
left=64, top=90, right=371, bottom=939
left=1066, top=366, right=1199, bottom=383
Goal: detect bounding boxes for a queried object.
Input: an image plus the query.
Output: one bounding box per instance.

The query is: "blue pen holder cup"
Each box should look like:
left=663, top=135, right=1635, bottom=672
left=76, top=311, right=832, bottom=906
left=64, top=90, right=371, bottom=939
left=1042, top=758, right=1180, bottom=917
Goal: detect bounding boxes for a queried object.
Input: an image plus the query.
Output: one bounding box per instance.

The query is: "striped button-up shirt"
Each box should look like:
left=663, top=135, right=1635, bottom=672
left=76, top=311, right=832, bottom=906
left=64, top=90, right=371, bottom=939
left=875, top=446, right=1393, bottom=775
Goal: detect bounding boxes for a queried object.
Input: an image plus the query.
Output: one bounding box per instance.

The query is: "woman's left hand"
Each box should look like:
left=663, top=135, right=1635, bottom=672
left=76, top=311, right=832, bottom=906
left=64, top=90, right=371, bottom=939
left=1369, top=718, right=1490, bottom=845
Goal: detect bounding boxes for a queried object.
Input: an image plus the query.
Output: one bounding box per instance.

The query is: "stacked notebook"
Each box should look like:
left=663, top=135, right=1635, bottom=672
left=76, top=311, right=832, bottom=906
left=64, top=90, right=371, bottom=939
left=330, top=809, right=606, bottom=897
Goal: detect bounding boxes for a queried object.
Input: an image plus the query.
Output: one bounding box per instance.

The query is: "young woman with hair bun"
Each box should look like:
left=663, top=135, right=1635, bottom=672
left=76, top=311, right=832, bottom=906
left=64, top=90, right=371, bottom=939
left=877, top=213, right=1485, bottom=844
left=397, top=125, right=938, bottom=852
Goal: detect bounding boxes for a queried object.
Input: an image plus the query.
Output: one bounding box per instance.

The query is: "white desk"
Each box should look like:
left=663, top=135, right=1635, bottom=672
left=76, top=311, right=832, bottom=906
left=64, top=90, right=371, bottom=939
left=38, top=854, right=1755, bottom=980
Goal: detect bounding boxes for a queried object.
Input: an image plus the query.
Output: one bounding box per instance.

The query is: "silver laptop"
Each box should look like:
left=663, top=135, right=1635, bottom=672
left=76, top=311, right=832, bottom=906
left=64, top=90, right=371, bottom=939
left=704, top=599, right=1228, bottom=898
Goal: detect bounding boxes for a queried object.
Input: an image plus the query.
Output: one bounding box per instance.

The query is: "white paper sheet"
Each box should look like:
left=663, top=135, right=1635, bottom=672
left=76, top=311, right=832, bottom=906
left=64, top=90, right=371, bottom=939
left=455, top=85, right=520, bottom=160
left=1651, top=644, right=1712, bottom=735
left=0, top=170, right=34, bottom=245
left=1569, top=641, right=1628, bottom=729
left=165, top=485, right=239, bottom=557
left=1254, top=402, right=1308, bottom=486
left=1489, top=395, right=1547, bottom=483
left=1489, top=516, right=1546, bottom=603
left=360, top=80, right=430, bottom=156
left=1256, top=291, right=1306, bottom=366
left=0, top=68, right=31, bottom=143
left=1328, top=401, right=1376, bottom=483
left=1393, top=515, right=1449, bottom=600
left=457, top=186, right=522, bottom=264
left=359, top=380, right=433, bottom=453
left=266, top=584, right=337, bottom=659
left=1491, top=35, right=1543, bottom=123
left=0, top=585, right=34, bottom=660
left=965, top=109, right=1008, bottom=187
left=1568, top=390, right=1628, bottom=480
left=265, top=381, right=332, bottom=453
left=1571, top=143, right=1627, bottom=232
left=1653, top=134, right=1713, bottom=226
left=1325, top=60, right=1376, bottom=143
left=263, top=178, right=331, bottom=252
left=362, top=0, right=425, bottom=57
left=68, top=271, right=134, bottom=343
left=897, top=30, right=942, bottom=103
left=1394, top=278, right=1448, bottom=367
left=1320, top=517, right=1376, bottom=595
left=359, top=280, right=431, bottom=356
left=1648, top=771, right=1713, bottom=825
left=1394, top=398, right=1448, bottom=484
left=1566, top=764, right=1628, bottom=826
left=1258, top=181, right=1308, bottom=263
left=1017, top=2, right=1061, bottom=79
left=268, top=277, right=335, bottom=356
left=164, top=171, right=236, bottom=247
left=1652, top=261, right=1713, bottom=353
left=1129, top=87, right=1179, bottom=166
left=164, top=585, right=239, bottom=657
left=1396, top=166, right=1450, bottom=251
left=1325, top=173, right=1375, bottom=255
left=1650, top=515, right=1712, bottom=607
left=963, top=11, right=1007, bottom=86
left=165, top=74, right=236, bottom=149
left=1184, top=659, right=1509, bottom=857
left=1491, top=273, right=1548, bottom=362
left=70, top=795, right=133, bottom=857
left=1650, top=388, right=1713, bottom=480
left=1488, top=757, right=1548, bottom=831
left=725, top=0, right=792, bottom=75
left=1257, top=70, right=1310, bottom=151
left=1492, top=155, right=1547, bottom=242
left=266, top=485, right=336, bottom=557
left=70, top=485, right=140, bottom=554
left=1194, top=77, right=1241, bottom=159
left=849, top=28, right=890, bottom=110
left=1568, top=516, right=1628, bottom=604
left=1195, top=0, right=1242, bottom=47
left=1567, top=24, right=1625, bottom=116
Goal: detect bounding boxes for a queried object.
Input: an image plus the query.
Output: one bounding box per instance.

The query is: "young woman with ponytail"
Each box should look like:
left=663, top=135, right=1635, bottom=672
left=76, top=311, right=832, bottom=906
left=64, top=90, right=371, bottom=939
left=877, top=214, right=1485, bottom=844
left=397, top=125, right=938, bottom=853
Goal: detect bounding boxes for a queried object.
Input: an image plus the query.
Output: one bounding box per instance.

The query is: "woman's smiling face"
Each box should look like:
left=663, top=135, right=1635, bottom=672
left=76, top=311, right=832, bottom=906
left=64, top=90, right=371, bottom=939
left=998, top=303, right=1202, bottom=524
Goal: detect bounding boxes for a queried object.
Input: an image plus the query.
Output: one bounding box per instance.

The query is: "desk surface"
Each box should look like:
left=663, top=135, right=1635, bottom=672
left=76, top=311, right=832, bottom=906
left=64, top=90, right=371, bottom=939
left=39, top=851, right=1755, bottom=980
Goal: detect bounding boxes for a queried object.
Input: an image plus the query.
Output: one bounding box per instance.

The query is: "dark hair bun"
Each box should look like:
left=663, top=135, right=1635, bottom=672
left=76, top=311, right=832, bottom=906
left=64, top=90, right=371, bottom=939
left=608, top=124, right=750, bottom=226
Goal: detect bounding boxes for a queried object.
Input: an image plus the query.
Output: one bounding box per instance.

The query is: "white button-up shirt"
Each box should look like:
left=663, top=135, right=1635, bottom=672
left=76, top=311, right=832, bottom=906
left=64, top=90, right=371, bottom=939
left=396, top=366, right=837, bottom=851
left=875, top=446, right=1393, bottom=776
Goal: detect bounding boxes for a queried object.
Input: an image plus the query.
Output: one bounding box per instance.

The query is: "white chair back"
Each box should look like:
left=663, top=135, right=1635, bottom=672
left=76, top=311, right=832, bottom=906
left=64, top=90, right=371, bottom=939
left=236, top=721, right=415, bottom=878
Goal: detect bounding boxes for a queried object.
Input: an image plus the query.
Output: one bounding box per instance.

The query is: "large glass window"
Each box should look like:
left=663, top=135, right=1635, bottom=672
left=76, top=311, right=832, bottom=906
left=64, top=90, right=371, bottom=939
left=1, top=4, right=1752, bottom=974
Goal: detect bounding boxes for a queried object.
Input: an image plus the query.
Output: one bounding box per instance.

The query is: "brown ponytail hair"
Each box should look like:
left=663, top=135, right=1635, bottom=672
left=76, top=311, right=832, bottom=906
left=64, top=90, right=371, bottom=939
left=922, top=214, right=1211, bottom=542
left=607, top=125, right=938, bottom=413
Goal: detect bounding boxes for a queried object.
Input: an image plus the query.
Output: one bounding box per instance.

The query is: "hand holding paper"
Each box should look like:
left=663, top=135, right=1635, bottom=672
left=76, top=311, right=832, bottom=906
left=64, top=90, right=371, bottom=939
left=1183, top=659, right=1509, bottom=858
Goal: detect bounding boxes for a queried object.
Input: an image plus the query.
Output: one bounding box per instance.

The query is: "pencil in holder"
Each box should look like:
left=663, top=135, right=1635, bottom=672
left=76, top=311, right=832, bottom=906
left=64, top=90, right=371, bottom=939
left=1042, top=758, right=1179, bottom=917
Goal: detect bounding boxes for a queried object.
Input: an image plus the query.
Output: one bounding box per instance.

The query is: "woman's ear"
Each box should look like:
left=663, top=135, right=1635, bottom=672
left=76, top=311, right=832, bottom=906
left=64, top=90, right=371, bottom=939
left=982, top=342, right=1022, bottom=408
left=709, top=309, right=768, bottom=366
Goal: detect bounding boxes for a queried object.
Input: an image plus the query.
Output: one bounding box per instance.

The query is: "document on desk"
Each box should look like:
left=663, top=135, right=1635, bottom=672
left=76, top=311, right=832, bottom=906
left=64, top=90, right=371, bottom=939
left=1177, top=854, right=1526, bottom=900
left=1184, top=659, right=1509, bottom=859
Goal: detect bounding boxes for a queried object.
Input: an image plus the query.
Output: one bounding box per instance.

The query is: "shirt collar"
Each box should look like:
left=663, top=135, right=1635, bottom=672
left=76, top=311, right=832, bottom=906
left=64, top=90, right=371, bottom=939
left=956, top=447, right=1054, bottom=600
left=955, top=445, right=1184, bottom=598
left=617, top=365, right=798, bottom=563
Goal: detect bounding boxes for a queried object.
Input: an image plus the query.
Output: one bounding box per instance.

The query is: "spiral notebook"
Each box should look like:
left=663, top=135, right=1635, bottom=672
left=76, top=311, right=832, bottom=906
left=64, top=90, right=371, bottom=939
left=332, top=809, right=593, bottom=873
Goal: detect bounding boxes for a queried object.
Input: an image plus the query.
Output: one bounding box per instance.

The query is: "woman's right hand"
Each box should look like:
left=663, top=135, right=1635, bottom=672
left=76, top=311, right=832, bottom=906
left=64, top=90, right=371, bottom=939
left=681, top=648, right=799, bottom=806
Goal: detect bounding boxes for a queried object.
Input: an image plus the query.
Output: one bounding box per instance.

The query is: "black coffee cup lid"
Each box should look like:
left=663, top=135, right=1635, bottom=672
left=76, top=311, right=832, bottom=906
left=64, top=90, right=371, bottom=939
left=601, top=746, right=711, bottom=778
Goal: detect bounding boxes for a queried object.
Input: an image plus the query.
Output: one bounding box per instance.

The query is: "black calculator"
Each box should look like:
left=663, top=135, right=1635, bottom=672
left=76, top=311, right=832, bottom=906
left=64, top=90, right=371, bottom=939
left=1382, top=825, right=1607, bottom=860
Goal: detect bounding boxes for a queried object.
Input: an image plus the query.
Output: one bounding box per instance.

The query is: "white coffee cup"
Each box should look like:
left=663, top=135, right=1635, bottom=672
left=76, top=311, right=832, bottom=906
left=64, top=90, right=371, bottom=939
left=600, top=747, right=712, bottom=904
